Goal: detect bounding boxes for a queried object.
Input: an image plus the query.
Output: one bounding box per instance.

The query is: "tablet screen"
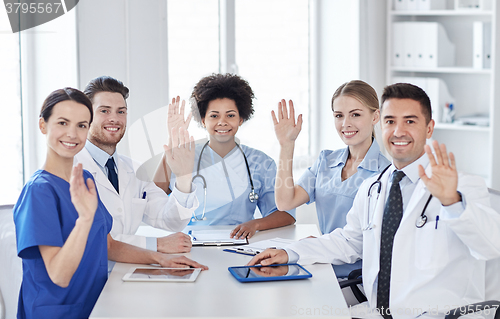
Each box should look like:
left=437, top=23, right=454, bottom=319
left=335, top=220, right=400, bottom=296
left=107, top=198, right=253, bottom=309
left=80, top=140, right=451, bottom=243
left=122, top=267, right=201, bottom=282
left=130, top=268, right=196, bottom=280
left=228, top=264, right=312, bottom=282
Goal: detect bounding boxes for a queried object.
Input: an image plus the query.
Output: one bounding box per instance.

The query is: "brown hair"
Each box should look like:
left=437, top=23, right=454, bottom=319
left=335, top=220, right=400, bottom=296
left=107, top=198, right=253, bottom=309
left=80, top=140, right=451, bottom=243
left=40, top=87, right=93, bottom=124
left=331, top=80, right=379, bottom=137
left=84, top=76, right=129, bottom=104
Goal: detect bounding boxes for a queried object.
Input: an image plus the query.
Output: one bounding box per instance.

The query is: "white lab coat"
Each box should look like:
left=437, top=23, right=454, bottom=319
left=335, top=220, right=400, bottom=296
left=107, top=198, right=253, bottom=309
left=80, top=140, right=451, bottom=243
left=289, top=164, right=500, bottom=318
left=75, top=148, right=197, bottom=249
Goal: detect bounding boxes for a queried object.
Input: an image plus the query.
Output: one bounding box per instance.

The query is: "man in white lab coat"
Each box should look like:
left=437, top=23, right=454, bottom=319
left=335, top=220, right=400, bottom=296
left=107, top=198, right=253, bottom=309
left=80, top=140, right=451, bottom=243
left=75, top=76, right=197, bottom=255
left=249, top=83, right=500, bottom=318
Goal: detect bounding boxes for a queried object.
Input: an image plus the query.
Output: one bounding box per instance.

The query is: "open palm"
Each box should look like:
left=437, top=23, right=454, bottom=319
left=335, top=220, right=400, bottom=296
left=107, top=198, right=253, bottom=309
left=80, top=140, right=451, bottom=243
left=70, top=164, right=97, bottom=222
left=271, top=99, right=303, bottom=146
left=418, top=140, right=460, bottom=206
left=167, top=96, right=192, bottom=133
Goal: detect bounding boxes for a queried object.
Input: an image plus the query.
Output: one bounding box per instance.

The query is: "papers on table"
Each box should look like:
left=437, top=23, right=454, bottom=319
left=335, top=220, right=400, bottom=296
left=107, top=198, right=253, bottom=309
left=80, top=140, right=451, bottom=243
left=188, top=229, right=248, bottom=246
left=223, top=238, right=296, bottom=256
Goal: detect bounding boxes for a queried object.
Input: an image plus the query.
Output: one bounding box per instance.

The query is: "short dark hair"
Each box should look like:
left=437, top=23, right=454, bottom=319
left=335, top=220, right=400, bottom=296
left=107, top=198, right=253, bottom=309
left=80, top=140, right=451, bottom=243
left=84, top=76, right=129, bottom=104
left=381, top=83, right=432, bottom=124
left=40, top=87, right=93, bottom=124
left=190, top=73, right=255, bottom=123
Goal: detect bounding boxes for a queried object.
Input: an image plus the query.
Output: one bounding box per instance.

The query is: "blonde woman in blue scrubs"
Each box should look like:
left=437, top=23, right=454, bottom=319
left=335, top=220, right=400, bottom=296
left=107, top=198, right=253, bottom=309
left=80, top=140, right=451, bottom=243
left=273, top=80, right=390, bottom=277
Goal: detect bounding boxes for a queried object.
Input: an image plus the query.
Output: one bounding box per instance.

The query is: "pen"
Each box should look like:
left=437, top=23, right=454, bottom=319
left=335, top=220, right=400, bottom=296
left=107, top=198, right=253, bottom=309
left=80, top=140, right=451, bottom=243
left=142, top=191, right=146, bottom=199
left=188, top=230, right=197, bottom=241
left=435, top=215, right=439, bottom=229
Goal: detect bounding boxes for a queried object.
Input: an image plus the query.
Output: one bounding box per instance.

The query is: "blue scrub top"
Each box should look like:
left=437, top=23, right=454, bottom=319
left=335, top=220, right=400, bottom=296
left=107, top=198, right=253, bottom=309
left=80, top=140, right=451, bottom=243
left=14, top=170, right=112, bottom=319
left=171, top=143, right=295, bottom=225
left=296, top=140, right=390, bottom=277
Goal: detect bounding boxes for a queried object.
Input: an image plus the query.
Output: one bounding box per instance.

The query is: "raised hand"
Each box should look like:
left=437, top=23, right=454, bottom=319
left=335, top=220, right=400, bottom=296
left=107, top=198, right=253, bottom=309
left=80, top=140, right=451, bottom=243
left=69, top=163, right=98, bottom=223
left=167, top=96, right=192, bottom=133
left=271, top=99, right=303, bottom=146
left=164, top=127, right=195, bottom=193
left=418, top=140, right=461, bottom=206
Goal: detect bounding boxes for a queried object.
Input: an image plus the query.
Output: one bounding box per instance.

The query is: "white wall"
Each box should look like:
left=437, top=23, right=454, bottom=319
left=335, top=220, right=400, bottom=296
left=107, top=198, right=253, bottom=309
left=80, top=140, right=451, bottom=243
left=311, top=0, right=360, bottom=156
left=20, top=9, right=78, bottom=178
left=75, top=0, right=387, bottom=169
left=77, top=0, right=170, bottom=160
left=311, top=0, right=387, bottom=157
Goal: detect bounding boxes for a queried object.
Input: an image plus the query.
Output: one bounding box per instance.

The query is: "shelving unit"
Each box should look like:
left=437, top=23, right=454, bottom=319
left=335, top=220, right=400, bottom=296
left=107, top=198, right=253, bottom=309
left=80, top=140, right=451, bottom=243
left=386, top=0, right=500, bottom=188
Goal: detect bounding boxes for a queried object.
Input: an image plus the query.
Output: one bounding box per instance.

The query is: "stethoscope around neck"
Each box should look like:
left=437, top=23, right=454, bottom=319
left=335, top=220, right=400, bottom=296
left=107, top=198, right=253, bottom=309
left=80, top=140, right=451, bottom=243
left=364, top=165, right=433, bottom=230
left=191, top=141, right=259, bottom=221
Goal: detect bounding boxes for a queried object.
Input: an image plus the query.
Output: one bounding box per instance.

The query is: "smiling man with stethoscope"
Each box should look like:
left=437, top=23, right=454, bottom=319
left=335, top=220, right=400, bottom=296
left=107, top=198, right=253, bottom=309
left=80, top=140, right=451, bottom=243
left=249, top=83, right=500, bottom=319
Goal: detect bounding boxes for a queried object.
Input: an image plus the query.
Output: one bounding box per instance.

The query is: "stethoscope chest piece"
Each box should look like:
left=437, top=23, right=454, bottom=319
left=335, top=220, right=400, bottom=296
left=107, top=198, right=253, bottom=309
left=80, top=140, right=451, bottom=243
left=415, top=215, right=427, bottom=228
left=249, top=190, right=259, bottom=203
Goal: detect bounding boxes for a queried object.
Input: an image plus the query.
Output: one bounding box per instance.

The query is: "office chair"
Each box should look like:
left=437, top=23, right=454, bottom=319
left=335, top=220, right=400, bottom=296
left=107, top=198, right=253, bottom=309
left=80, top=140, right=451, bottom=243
left=0, top=204, right=22, bottom=319
left=339, top=268, right=366, bottom=303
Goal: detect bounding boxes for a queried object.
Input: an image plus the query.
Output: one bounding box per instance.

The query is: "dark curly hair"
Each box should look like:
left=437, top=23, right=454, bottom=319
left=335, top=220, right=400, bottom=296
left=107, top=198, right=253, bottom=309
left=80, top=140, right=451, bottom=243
left=190, top=73, right=255, bottom=124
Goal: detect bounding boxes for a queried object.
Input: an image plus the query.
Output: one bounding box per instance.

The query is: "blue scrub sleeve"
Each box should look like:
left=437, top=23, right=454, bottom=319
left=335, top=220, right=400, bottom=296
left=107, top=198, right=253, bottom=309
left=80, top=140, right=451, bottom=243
left=296, top=151, right=325, bottom=205
left=255, top=158, right=295, bottom=219
left=15, top=182, right=64, bottom=259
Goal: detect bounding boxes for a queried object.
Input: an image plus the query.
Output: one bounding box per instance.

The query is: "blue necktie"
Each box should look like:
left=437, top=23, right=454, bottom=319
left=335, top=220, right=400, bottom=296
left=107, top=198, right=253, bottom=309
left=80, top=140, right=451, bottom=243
left=105, top=157, right=119, bottom=193
left=377, top=170, right=406, bottom=319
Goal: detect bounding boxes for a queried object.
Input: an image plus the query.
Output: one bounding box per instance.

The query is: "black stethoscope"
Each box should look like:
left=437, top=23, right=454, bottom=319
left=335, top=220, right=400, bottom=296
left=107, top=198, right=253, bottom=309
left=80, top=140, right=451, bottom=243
left=191, top=141, right=258, bottom=221
left=365, top=165, right=433, bottom=230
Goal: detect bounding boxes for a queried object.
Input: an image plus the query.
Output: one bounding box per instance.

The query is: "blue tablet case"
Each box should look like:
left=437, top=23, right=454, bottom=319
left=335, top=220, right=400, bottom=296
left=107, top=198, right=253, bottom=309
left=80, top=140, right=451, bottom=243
left=228, top=263, right=312, bottom=283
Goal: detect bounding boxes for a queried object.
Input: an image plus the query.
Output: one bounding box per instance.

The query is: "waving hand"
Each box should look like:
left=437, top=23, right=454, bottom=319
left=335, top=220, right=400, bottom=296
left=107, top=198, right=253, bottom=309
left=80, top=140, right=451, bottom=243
left=418, top=140, right=461, bottom=206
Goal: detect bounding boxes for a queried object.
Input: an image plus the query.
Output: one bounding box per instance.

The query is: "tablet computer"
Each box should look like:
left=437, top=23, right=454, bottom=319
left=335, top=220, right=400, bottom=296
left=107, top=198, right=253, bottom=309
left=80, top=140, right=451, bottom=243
left=228, top=263, right=312, bottom=283
left=122, top=267, right=202, bottom=282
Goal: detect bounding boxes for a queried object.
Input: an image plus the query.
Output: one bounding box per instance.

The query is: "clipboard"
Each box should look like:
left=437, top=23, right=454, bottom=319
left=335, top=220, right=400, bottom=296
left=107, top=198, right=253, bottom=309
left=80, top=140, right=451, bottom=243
left=188, top=229, right=248, bottom=246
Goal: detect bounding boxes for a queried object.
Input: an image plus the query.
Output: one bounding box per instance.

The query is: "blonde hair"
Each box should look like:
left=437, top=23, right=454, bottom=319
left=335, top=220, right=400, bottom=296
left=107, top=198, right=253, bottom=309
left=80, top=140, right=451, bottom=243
left=331, top=80, right=379, bottom=138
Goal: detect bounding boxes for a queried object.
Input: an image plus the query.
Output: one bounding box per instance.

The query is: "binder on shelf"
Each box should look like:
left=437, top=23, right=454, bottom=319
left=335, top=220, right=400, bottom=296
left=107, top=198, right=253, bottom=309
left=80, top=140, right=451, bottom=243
left=393, top=22, right=405, bottom=67
left=454, top=0, right=483, bottom=10
left=394, top=0, right=408, bottom=11
left=417, top=0, right=446, bottom=10
left=403, top=22, right=420, bottom=66
left=392, top=22, right=455, bottom=68
left=473, top=21, right=492, bottom=69
left=424, top=22, right=455, bottom=68
left=414, top=22, right=428, bottom=67
left=391, top=76, right=455, bottom=124
left=407, top=0, right=418, bottom=10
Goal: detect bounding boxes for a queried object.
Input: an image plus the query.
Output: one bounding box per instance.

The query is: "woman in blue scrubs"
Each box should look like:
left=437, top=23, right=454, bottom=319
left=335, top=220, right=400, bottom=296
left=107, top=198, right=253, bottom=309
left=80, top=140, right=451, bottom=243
left=161, top=74, right=295, bottom=239
left=272, top=80, right=390, bottom=277
left=13, top=88, right=112, bottom=319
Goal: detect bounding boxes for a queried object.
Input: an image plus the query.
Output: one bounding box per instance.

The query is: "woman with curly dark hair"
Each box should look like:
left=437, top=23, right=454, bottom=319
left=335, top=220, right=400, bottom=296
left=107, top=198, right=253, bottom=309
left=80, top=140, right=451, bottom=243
left=159, top=73, right=295, bottom=239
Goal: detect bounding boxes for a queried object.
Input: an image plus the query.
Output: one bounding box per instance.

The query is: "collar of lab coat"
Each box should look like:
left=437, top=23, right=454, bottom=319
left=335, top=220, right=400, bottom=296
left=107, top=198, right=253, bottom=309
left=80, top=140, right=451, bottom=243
left=75, top=147, right=135, bottom=197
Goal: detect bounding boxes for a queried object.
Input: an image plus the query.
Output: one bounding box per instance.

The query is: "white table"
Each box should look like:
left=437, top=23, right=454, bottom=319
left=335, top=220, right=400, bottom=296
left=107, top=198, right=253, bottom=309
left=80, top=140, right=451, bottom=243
left=90, top=225, right=351, bottom=319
